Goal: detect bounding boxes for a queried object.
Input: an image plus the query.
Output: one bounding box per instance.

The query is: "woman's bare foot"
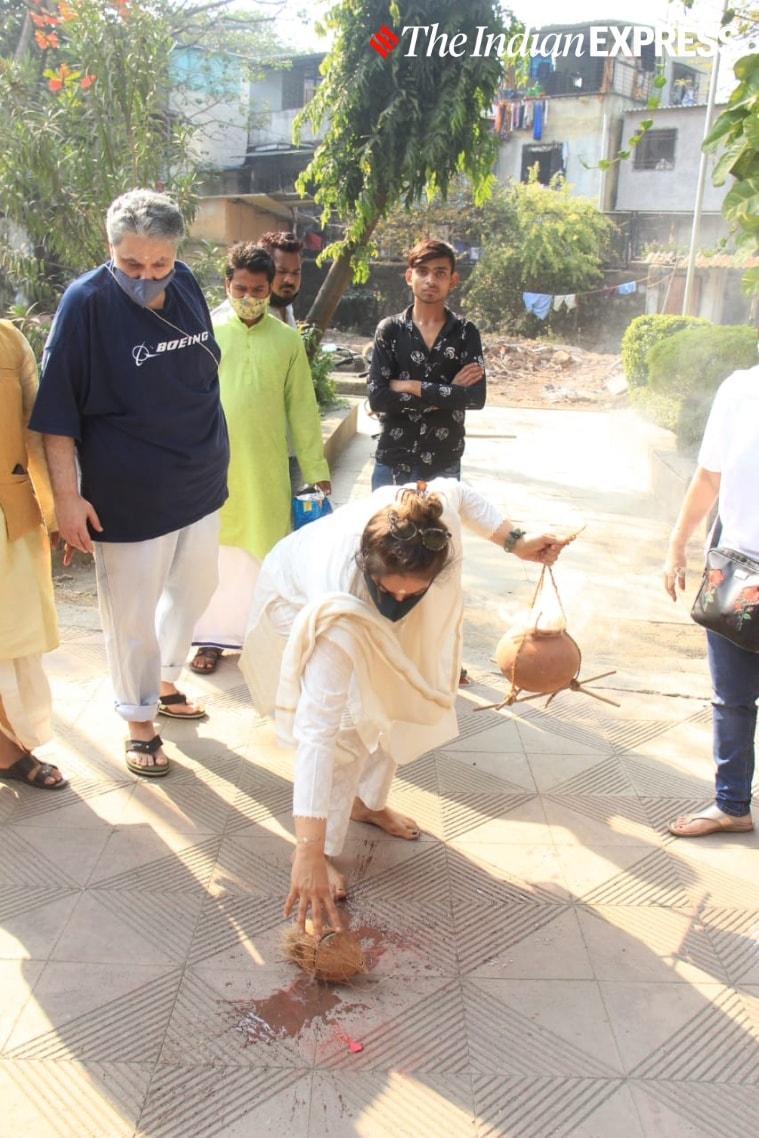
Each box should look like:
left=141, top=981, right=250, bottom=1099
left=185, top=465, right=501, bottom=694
left=326, top=857, right=348, bottom=902
left=351, top=798, right=420, bottom=839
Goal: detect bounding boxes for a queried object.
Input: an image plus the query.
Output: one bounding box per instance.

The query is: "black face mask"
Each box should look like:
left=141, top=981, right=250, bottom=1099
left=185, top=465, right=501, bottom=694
left=269, top=287, right=299, bottom=309
left=363, top=572, right=429, bottom=622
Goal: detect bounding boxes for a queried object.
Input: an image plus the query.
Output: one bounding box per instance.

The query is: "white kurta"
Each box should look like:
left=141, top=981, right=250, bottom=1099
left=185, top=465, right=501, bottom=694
left=240, top=479, right=506, bottom=852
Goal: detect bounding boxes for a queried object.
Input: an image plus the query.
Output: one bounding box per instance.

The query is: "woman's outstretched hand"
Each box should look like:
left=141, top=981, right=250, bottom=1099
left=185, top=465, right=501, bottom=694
left=513, top=533, right=568, bottom=566
left=284, top=846, right=342, bottom=939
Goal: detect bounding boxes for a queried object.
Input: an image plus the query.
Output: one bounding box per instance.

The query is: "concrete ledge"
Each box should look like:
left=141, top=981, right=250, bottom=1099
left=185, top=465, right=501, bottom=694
left=332, top=374, right=368, bottom=398
left=321, top=397, right=359, bottom=468
left=650, top=443, right=695, bottom=522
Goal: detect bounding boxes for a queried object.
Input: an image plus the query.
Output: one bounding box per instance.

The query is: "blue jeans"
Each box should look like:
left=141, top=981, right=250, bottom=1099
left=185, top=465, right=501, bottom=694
left=371, top=460, right=462, bottom=491
left=707, top=629, right=759, bottom=816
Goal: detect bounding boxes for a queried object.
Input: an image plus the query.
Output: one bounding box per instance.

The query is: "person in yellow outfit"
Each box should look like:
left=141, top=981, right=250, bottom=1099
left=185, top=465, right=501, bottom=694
left=0, top=321, right=67, bottom=789
left=192, top=243, right=330, bottom=673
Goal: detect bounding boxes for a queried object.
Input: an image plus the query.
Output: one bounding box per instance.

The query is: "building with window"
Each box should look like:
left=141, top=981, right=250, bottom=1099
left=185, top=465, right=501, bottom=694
left=170, top=50, right=326, bottom=246
left=615, top=103, right=727, bottom=232
left=492, top=23, right=708, bottom=211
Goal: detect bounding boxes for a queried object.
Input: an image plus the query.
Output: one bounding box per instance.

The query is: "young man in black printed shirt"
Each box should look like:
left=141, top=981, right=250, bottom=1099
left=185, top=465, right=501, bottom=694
left=368, top=238, right=486, bottom=491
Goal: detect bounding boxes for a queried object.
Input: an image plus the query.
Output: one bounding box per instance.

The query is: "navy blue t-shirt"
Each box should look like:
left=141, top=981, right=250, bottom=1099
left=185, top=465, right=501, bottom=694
left=30, top=261, right=229, bottom=542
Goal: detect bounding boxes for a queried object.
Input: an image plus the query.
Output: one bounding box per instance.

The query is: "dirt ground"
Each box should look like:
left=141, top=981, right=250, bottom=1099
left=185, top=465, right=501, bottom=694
left=326, top=330, right=627, bottom=410
left=51, top=331, right=627, bottom=606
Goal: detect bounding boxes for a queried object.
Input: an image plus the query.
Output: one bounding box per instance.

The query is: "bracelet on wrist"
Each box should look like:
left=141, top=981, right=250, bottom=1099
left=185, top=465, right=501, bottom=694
left=503, top=527, right=526, bottom=553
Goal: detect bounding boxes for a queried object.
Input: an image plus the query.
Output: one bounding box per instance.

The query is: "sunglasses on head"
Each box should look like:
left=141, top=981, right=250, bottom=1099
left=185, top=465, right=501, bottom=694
left=388, top=512, right=451, bottom=551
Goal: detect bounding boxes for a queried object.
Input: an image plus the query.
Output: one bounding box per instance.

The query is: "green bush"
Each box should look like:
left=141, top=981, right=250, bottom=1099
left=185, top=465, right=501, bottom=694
left=309, top=347, right=338, bottom=409
left=646, top=323, right=757, bottom=449
left=620, top=314, right=709, bottom=387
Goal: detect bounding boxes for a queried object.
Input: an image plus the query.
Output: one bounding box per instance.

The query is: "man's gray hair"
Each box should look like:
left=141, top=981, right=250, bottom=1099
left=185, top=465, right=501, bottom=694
left=106, top=188, right=185, bottom=246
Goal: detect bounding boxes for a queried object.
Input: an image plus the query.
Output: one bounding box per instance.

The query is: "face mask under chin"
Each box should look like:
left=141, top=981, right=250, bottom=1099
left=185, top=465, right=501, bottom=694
left=362, top=572, right=429, bottom=622
left=270, top=287, right=299, bottom=309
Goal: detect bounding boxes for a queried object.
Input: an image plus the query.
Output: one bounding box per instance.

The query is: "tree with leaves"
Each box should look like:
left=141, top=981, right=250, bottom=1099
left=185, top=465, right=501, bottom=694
left=294, top=0, right=515, bottom=341
left=463, top=172, right=615, bottom=334
left=0, top=0, right=285, bottom=311
left=703, top=51, right=759, bottom=295
left=0, top=0, right=190, bottom=305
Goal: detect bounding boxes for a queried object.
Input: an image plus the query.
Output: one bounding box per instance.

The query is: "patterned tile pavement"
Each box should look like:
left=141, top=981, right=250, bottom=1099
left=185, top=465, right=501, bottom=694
left=2, top=405, right=759, bottom=1137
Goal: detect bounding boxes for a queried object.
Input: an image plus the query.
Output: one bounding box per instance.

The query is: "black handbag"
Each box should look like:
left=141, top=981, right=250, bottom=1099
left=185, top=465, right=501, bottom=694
left=691, top=545, right=759, bottom=652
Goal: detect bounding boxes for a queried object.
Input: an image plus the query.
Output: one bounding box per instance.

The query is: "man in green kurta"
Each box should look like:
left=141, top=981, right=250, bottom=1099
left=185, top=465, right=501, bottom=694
left=192, top=244, right=330, bottom=671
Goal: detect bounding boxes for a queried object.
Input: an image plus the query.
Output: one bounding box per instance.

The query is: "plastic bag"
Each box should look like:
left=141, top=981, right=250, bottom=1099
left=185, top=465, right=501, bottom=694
left=292, top=486, right=333, bottom=530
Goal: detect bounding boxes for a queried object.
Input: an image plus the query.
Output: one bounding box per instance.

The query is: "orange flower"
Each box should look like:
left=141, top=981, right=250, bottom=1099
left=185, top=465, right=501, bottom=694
left=80, top=74, right=95, bottom=88
left=46, top=62, right=71, bottom=91
left=34, top=30, right=60, bottom=49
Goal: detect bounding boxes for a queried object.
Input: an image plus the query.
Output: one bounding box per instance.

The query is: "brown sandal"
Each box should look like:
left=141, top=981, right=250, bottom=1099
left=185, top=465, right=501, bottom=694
left=190, top=647, right=222, bottom=674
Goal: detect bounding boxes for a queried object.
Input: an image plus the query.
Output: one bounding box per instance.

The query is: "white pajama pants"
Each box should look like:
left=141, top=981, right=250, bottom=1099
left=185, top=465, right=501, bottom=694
left=319, top=728, right=397, bottom=856
left=94, top=512, right=219, bottom=722
left=284, top=624, right=398, bottom=856
left=0, top=655, right=52, bottom=751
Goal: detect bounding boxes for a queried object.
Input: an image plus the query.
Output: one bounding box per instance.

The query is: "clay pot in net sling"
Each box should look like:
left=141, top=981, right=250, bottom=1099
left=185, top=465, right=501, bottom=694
left=495, top=624, right=581, bottom=695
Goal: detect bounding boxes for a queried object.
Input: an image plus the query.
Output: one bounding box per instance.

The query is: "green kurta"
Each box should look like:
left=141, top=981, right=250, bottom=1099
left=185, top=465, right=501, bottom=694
left=212, top=303, right=329, bottom=559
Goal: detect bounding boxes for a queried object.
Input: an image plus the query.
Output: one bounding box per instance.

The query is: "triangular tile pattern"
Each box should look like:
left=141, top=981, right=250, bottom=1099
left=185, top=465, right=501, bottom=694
left=308, top=1071, right=478, bottom=1138
left=135, top=1066, right=305, bottom=1138
left=0, top=829, right=81, bottom=920
left=6, top=971, right=183, bottom=1062
left=700, top=908, right=759, bottom=982
left=2, top=1060, right=151, bottom=1137
left=623, top=753, right=712, bottom=797
left=463, top=980, right=620, bottom=1077
left=320, top=981, right=472, bottom=1072
left=187, top=890, right=288, bottom=965
left=473, top=1074, right=626, bottom=1138
left=8, top=591, right=759, bottom=1138
left=630, top=988, right=758, bottom=1081
left=577, top=848, right=693, bottom=909
left=89, top=836, right=221, bottom=893
left=632, top=1081, right=759, bottom=1138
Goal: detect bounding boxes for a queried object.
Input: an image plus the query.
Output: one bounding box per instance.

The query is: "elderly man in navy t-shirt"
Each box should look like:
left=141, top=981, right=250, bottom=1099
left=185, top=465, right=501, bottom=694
left=30, top=189, right=229, bottom=778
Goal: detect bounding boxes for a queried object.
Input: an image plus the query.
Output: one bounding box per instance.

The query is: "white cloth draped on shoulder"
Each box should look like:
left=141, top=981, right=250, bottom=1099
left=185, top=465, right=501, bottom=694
left=240, top=479, right=505, bottom=769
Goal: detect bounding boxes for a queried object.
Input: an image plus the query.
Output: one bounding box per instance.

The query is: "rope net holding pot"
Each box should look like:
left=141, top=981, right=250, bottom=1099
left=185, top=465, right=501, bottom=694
left=476, top=565, right=619, bottom=712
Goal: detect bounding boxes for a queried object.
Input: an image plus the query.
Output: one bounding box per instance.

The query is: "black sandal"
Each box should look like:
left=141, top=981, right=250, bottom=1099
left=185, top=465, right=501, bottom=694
left=157, top=692, right=206, bottom=719
left=2, top=752, right=68, bottom=790
left=125, top=735, right=169, bottom=777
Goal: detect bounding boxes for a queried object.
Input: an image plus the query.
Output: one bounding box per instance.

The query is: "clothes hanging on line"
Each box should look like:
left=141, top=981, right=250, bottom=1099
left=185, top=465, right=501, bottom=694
left=522, top=292, right=553, bottom=320
left=493, top=98, right=548, bottom=140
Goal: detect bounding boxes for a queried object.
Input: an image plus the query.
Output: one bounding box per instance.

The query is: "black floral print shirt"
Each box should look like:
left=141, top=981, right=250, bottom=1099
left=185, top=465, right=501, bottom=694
left=367, top=305, right=486, bottom=477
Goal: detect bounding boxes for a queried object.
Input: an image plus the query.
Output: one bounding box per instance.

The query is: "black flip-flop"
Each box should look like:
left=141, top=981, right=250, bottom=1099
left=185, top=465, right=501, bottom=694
left=125, top=735, right=169, bottom=777
left=157, top=692, right=207, bottom=719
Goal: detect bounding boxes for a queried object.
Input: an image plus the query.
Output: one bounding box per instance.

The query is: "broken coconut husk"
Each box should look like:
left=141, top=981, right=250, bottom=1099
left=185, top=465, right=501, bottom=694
left=477, top=563, right=619, bottom=711
left=282, top=926, right=368, bottom=983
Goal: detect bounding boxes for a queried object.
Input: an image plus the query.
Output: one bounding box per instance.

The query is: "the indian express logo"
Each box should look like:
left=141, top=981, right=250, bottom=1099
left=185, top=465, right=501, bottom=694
left=400, top=23, right=738, bottom=59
